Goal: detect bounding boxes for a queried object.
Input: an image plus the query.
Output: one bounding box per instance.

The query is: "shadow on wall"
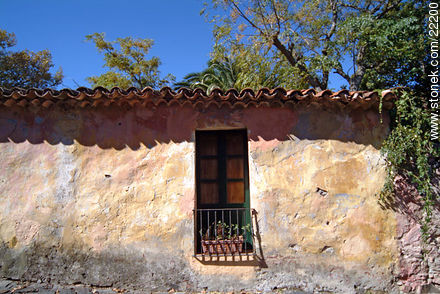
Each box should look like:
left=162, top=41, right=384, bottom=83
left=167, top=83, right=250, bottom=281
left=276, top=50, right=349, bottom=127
left=0, top=103, right=390, bottom=150
left=379, top=174, right=440, bottom=216
left=0, top=237, right=196, bottom=291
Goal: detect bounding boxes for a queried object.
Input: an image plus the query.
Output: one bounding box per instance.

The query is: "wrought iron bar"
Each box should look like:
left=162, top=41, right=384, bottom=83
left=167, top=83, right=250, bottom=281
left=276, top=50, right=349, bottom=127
left=195, top=207, right=255, bottom=257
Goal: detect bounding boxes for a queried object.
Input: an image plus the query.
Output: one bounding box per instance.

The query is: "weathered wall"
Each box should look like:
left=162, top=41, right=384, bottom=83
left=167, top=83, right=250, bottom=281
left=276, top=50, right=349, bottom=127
left=390, top=174, right=440, bottom=293
left=0, top=103, right=408, bottom=293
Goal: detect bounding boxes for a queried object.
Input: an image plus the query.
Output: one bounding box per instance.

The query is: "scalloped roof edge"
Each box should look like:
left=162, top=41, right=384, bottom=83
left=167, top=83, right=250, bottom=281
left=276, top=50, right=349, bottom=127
left=0, top=87, right=399, bottom=110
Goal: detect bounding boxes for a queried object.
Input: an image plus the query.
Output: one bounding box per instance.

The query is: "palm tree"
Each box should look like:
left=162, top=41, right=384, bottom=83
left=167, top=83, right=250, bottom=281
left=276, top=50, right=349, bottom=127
left=174, top=58, right=239, bottom=94
left=175, top=53, right=308, bottom=93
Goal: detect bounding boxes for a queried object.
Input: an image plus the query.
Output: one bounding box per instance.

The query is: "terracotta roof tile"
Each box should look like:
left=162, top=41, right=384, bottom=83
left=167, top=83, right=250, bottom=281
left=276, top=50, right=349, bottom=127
left=0, top=87, right=397, bottom=110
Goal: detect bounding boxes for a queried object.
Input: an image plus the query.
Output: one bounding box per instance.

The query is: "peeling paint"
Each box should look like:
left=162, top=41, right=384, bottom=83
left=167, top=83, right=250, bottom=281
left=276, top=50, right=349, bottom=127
left=0, top=104, right=404, bottom=293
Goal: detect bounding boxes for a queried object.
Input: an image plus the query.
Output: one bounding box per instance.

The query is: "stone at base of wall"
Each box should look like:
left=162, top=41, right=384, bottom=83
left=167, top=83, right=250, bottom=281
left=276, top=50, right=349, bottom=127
left=0, top=240, right=398, bottom=294
left=0, top=277, right=312, bottom=294
left=422, top=284, right=440, bottom=294
left=0, top=278, right=125, bottom=294
left=2, top=278, right=440, bottom=294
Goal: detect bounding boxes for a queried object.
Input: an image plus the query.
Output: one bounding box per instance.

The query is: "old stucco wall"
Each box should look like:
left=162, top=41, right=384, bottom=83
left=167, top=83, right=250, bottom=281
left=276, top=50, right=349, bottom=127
left=0, top=103, right=407, bottom=293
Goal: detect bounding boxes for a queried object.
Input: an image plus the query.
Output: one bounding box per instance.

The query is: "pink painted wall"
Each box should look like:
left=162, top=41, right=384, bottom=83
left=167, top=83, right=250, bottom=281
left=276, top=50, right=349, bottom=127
left=0, top=104, right=389, bottom=148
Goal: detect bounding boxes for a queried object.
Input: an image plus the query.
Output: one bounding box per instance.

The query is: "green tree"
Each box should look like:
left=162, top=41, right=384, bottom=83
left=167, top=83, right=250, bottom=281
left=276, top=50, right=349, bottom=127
left=204, top=0, right=438, bottom=240
left=338, top=0, right=427, bottom=92
left=86, top=33, right=174, bottom=89
left=175, top=49, right=308, bottom=93
left=175, top=58, right=238, bottom=93
left=223, top=45, right=308, bottom=90
left=203, top=0, right=425, bottom=91
left=0, top=29, right=63, bottom=89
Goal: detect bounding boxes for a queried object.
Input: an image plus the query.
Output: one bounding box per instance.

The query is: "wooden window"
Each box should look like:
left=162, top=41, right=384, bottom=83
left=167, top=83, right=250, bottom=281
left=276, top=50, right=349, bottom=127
left=196, top=129, right=249, bottom=209
left=194, top=129, right=254, bottom=256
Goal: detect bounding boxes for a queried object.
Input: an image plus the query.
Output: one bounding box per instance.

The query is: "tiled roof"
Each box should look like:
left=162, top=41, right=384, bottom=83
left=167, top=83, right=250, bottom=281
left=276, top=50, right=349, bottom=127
left=0, top=87, right=397, bottom=109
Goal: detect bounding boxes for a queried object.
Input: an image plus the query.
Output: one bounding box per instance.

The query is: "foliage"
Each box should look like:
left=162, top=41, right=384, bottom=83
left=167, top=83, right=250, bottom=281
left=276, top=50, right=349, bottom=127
left=175, top=58, right=238, bottom=93
left=0, top=29, right=63, bottom=89
left=200, top=221, right=251, bottom=240
left=202, top=0, right=435, bottom=238
left=86, top=33, right=174, bottom=89
left=225, top=45, right=309, bottom=90
left=202, top=0, right=426, bottom=91
left=174, top=50, right=308, bottom=93
left=380, top=90, right=440, bottom=238
left=373, top=3, right=437, bottom=240
left=347, top=1, right=427, bottom=92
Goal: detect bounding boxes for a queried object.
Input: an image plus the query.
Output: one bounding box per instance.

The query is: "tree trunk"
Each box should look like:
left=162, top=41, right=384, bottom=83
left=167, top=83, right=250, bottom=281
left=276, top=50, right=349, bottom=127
left=349, top=65, right=366, bottom=91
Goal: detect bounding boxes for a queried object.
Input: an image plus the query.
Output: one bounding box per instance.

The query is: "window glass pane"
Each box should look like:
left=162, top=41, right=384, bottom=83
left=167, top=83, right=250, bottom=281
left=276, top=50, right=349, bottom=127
left=198, top=133, right=217, bottom=155
left=200, top=159, right=217, bottom=179
left=200, top=183, right=219, bottom=204
left=227, top=181, right=245, bottom=203
left=226, top=158, right=244, bottom=179
left=226, top=133, right=243, bottom=155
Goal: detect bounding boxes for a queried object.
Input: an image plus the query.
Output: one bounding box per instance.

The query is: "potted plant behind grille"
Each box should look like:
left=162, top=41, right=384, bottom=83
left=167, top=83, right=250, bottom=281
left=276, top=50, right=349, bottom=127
left=200, top=221, right=250, bottom=255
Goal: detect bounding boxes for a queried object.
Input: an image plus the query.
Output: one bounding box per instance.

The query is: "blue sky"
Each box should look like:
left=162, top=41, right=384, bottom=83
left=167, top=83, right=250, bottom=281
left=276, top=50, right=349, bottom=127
left=0, top=0, right=345, bottom=90
left=0, top=0, right=214, bottom=89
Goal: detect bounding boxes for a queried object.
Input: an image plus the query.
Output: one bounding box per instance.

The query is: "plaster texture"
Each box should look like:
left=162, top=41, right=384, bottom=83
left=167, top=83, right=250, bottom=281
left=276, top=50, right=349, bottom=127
left=0, top=103, right=421, bottom=293
left=392, top=174, right=440, bottom=293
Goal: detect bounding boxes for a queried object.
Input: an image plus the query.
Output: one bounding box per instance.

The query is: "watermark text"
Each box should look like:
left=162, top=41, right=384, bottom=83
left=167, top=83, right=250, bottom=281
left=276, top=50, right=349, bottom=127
left=429, top=2, right=439, bottom=141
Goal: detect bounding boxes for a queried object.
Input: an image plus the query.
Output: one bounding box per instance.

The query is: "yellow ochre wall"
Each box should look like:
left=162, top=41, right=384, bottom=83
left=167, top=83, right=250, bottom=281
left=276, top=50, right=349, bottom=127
left=0, top=103, right=398, bottom=293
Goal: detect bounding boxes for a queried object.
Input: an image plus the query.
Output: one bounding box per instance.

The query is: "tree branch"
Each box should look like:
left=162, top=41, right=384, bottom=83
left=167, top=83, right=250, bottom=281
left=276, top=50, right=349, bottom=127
left=334, top=64, right=350, bottom=82
left=327, top=0, right=338, bottom=41
left=340, top=3, right=367, bottom=12
left=272, top=36, right=322, bottom=89
left=256, top=0, right=272, bottom=33
left=376, top=0, right=402, bottom=19
left=271, top=0, right=282, bottom=34
left=229, top=0, right=266, bottom=36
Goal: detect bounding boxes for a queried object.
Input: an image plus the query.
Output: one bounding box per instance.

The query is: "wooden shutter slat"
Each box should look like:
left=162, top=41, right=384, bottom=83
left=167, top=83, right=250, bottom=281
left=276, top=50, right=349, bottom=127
left=227, top=181, right=245, bottom=204
left=200, top=159, right=218, bottom=180
left=198, top=133, right=218, bottom=156
left=225, top=133, right=244, bottom=155
left=200, top=182, right=219, bottom=204
left=226, top=158, right=244, bottom=179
